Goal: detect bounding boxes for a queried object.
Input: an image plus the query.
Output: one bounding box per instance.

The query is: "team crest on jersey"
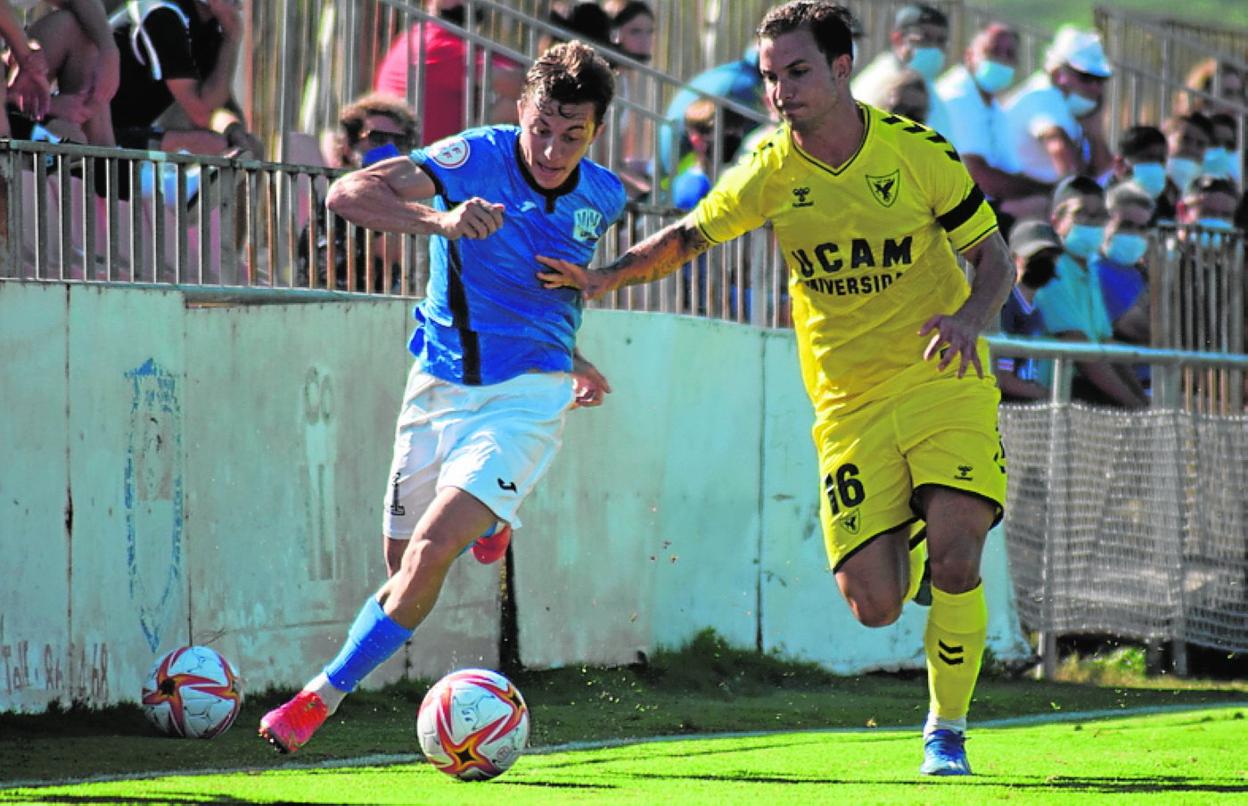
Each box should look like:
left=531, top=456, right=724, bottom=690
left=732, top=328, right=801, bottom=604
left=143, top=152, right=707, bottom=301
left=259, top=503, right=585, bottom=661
left=866, top=169, right=900, bottom=208
left=840, top=509, right=861, bottom=536
left=428, top=136, right=470, bottom=168
left=573, top=208, right=604, bottom=243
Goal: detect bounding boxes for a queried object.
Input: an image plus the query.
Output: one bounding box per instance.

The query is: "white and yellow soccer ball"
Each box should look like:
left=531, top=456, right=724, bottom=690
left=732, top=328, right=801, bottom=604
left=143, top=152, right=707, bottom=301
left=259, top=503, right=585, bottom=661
left=141, top=645, right=243, bottom=739
left=417, top=668, right=531, bottom=781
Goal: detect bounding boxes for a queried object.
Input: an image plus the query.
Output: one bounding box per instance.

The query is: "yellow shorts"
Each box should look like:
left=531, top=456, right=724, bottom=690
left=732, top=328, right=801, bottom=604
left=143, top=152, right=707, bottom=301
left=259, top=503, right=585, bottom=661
left=814, top=377, right=1007, bottom=571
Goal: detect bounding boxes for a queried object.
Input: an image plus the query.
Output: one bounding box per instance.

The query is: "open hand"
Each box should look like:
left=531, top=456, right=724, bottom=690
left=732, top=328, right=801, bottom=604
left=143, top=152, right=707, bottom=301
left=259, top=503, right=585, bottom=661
left=919, top=312, right=984, bottom=378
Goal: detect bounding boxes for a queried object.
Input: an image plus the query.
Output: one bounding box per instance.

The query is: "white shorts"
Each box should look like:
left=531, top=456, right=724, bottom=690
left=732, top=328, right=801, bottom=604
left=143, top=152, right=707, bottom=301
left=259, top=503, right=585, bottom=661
left=382, top=365, right=574, bottom=540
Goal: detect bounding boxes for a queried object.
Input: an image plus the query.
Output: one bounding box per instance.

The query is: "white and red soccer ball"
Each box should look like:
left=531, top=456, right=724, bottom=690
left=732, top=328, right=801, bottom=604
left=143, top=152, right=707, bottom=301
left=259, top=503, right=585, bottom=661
left=141, top=645, right=244, bottom=739
left=417, top=668, right=531, bottom=781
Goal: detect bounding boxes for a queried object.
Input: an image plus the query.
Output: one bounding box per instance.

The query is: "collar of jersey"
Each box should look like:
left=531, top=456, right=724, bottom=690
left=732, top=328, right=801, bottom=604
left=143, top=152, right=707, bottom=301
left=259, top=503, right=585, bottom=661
left=514, top=140, right=582, bottom=211
left=788, top=102, right=872, bottom=177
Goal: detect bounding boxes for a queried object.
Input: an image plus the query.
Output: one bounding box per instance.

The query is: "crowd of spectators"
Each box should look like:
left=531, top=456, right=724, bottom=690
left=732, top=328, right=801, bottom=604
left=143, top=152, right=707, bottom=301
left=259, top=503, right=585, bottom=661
left=2, top=0, right=1246, bottom=409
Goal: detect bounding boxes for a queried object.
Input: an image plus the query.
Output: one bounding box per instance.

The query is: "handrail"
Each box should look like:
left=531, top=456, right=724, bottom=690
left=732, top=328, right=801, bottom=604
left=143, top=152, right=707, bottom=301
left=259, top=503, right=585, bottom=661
left=987, top=335, right=1248, bottom=368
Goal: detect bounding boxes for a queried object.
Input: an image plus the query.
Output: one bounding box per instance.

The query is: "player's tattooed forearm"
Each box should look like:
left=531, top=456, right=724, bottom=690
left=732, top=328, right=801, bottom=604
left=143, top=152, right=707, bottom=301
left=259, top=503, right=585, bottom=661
left=677, top=223, right=713, bottom=259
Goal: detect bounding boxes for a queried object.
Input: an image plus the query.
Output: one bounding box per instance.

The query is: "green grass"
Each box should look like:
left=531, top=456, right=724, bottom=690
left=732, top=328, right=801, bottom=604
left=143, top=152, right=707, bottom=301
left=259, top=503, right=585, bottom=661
left=3, top=707, right=1247, bottom=804
left=1, top=630, right=1245, bottom=790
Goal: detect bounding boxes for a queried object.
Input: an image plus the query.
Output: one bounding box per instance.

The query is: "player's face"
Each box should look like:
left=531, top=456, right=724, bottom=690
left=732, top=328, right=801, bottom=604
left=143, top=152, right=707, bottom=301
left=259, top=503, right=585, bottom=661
left=516, top=96, right=599, bottom=189
left=759, top=30, right=850, bottom=135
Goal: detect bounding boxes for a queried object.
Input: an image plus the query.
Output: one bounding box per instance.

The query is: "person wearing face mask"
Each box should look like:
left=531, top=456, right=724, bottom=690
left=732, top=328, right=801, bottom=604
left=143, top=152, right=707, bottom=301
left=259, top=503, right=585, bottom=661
left=604, top=1, right=657, bottom=198
left=1037, top=176, right=1149, bottom=408
left=1002, top=26, right=1113, bottom=186
left=997, top=219, right=1061, bottom=401
left=937, top=22, right=1052, bottom=222
left=1176, top=174, right=1241, bottom=247
left=1203, top=112, right=1243, bottom=187
left=1091, top=182, right=1156, bottom=404
left=1108, top=125, right=1174, bottom=223
left=851, top=3, right=952, bottom=138
left=1161, top=112, right=1213, bottom=202
left=374, top=0, right=525, bottom=146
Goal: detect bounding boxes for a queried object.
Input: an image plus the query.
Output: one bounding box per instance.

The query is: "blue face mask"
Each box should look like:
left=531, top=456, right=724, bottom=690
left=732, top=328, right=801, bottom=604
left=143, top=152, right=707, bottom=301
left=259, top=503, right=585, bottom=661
left=1195, top=218, right=1235, bottom=248
left=1104, top=232, right=1149, bottom=265
left=907, top=46, right=945, bottom=80
left=1065, top=91, right=1098, bottom=118
left=973, top=59, right=1015, bottom=94
left=1166, top=156, right=1201, bottom=193
left=1063, top=223, right=1105, bottom=259
left=1129, top=161, right=1167, bottom=199
left=1202, top=147, right=1236, bottom=179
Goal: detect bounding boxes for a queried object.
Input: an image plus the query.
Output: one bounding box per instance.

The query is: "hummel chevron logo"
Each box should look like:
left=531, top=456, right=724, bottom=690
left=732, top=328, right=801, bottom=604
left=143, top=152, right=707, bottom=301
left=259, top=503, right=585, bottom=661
left=497, top=478, right=518, bottom=492
left=938, top=640, right=965, bottom=666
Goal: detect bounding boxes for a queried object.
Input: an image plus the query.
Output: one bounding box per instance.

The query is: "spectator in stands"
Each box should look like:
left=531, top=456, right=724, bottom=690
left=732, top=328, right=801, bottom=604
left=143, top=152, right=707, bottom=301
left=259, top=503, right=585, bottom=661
left=1107, top=125, right=1171, bottom=220
left=852, top=3, right=951, bottom=137
left=876, top=66, right=928, bottom=123
left=1176, top=174, right=1241, bottom=239
left=544, top=2, right=611, bottom=51
left=1093, top=182, right=1155, bottom=348
left=671, top=97, right=746, bottom=211
left=659, top=45, right=763, bottom=179
left=374, top=0, right=524, bottom=146
left=937, top=22, right=1051, bottom=226
left=1203, top=112, right=1242, bottom=187
left=605, top=1, right=656, bottom=198
left=1176, top=58, right=1247, bottom=118
left=105, top=0, right=259, bottom=156
left=1162, top=112, right=1213, bottom=199
left=998, top=218, right=1060, bottom=402
left=296, top=93, right=418, bottom=293
left=0, top=1, right=50, bottom=137
left=1038, top=175, right=1148, bottom=408
left=1002, top=26, right=1114, bottom=186
left=4, top=0, right=119, bottom=144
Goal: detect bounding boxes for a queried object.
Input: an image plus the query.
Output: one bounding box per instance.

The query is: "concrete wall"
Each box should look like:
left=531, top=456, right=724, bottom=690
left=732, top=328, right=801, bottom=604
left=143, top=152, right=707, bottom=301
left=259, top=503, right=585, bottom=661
left=0, top=284, right=1028, bottom=712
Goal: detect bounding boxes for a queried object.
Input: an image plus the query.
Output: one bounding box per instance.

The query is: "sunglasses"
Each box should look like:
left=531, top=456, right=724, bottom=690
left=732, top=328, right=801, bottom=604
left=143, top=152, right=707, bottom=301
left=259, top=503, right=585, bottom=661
left=357, top=129, right=408, bottom=149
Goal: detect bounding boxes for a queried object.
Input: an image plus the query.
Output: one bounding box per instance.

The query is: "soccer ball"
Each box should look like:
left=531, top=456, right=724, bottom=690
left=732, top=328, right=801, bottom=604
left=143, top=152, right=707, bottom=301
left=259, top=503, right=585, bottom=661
left=141, top=645, right=244, bottom=739
left=417, top=668, right=530, bottom=781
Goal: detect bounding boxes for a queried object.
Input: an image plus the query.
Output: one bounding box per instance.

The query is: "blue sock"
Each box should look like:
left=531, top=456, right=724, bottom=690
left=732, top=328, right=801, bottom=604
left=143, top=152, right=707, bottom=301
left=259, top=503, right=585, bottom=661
left=323, top=597, right=413, bottom=693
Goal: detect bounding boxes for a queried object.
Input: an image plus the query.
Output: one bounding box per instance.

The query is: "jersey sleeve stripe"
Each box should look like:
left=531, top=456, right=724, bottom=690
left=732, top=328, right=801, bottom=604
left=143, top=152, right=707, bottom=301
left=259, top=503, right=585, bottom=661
left=695, top=218, right=724, bottom=245
left=953, top=223, right=997, bottom=253
left=936, top=185, right=986, bottom=232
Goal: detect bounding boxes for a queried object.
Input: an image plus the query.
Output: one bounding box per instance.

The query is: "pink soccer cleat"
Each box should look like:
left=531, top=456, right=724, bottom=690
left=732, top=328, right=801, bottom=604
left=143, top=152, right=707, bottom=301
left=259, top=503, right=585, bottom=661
left=259, top=690, right=329, bottom=754
left=471, top=523, right=512, bottom=564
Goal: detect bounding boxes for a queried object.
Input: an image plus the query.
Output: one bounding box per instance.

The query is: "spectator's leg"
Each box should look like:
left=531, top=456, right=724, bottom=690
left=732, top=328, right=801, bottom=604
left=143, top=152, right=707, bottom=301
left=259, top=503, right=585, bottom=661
left=160, top=130, right=230, bottom=156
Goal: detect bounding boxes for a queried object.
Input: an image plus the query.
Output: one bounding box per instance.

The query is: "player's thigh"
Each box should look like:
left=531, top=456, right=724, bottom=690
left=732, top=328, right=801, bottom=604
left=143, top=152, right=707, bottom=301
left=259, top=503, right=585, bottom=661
left=833, top=522, right=912, bottom=627
left=815, top=405, right=916, bottom=576
left=439, top=372, right=574, bottom=531
left=382, top=366, right=452, bottom=543
left=900, top=379, right=1006, bottom=585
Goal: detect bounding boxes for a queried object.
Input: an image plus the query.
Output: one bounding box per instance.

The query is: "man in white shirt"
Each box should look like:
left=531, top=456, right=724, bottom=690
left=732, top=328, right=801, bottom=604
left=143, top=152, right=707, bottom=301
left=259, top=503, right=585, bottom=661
left=1002, top=26, right=1114, bottom=186
left=852, top=3, right=951, bottom=137
left=937, top=22, right=1050, bottom=219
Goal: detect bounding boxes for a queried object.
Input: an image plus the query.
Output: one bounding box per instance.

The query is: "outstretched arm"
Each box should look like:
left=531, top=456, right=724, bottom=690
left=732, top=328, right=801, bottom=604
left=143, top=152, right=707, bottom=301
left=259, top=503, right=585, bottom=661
left=326, top=155, right=504, bottom=239
left=919, top=232, right=1015, bottom=378
left=537, top=216, right=713, bottom=299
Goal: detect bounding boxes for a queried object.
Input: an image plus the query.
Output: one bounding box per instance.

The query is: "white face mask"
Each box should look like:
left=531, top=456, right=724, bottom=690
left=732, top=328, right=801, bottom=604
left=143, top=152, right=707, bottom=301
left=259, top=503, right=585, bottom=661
left=1104, top=232, right=1149, bottom=265
left=1064, top=223, right=1105, bottom=259
left=1065, top=91, right=1098, bottom=118
left=1166, top=156, right=1201, bottom=193
left=972, top=59, right=1015, bottom=94
left=1202, top=147, right=1241, bottom=182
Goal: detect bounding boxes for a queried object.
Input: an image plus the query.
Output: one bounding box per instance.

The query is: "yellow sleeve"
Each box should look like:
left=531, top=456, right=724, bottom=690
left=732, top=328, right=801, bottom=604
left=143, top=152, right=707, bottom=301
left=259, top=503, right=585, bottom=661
left=919, top=131, right=998, bottom=253
left=690, top=153, right=770, bottom=245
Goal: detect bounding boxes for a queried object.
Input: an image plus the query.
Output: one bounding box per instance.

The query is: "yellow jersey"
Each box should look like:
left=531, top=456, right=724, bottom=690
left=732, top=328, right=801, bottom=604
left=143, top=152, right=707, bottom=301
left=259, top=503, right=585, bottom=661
left=692, top=103, right=999, bottom=418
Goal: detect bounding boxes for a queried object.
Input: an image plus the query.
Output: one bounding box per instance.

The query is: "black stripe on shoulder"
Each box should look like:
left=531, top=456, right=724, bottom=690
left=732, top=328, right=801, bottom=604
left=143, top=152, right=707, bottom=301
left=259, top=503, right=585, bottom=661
left=937, top=186, right=986, bottom=233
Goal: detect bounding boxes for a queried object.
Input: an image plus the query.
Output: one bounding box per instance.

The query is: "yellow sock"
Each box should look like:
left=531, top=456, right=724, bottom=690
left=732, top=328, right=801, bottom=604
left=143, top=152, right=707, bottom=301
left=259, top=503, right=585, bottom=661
left=905, top=533, right=927, bottom=602
left=925, top=582, right=988, bottom=722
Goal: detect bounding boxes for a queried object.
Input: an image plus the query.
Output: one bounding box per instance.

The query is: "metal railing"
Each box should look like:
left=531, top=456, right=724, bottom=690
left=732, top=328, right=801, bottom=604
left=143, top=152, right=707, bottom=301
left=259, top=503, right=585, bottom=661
left=989, top=336, right=1248, bottom=677
left=0, top=140, right=789, bottom=325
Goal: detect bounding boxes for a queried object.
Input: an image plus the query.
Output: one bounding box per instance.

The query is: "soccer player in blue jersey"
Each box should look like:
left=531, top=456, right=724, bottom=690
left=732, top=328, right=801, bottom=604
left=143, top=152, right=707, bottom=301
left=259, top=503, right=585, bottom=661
left=259, top=40, right=626, bottom=754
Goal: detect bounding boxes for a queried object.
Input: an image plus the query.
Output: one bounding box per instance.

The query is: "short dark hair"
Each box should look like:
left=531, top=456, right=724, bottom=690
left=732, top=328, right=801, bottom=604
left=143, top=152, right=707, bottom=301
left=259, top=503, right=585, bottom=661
left=1051, top=174, right=1104, bottom=215
left=338, top=93, right=418, bottom=149
left=522, top=40, right=616, bottom=127
left=1117, top=125, right=1166, bottom=160
left=756, top=1, right=855, bottom=67
left=1164, top=112, right=1215, bottom=141
left=611, top=1, right=654, bottom=29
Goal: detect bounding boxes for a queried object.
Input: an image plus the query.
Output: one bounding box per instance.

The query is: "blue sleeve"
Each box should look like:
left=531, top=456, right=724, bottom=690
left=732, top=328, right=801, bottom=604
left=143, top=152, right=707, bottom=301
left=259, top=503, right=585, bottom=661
left=411, top=127, right=506, bottom=202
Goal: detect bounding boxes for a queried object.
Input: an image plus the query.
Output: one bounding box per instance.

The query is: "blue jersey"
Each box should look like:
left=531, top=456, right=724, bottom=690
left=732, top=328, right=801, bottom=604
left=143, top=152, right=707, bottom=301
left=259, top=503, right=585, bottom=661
left=408, top=126, right=626, bottom=385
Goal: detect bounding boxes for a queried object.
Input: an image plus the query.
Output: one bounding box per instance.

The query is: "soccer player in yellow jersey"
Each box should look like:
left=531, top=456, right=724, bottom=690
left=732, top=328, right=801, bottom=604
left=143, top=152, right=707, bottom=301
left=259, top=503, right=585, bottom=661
left=537, top=1, right=1014, bottom=776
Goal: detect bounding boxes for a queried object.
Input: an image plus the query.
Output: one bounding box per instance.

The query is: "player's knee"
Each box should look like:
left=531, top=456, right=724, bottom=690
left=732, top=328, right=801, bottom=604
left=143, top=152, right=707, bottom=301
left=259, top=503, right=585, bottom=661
left=929, top=549, right=980, bottom=594
left=847, top=593, right=903, bottom=628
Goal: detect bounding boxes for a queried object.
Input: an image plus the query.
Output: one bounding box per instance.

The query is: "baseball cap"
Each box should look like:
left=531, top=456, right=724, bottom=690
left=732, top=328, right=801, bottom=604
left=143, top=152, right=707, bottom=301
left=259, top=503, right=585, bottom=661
left=1045, top=25, right=1113, bottom=78
left=1009, top=219, right=1063, bottom=258
left=894, top=4, right=947, bottom=31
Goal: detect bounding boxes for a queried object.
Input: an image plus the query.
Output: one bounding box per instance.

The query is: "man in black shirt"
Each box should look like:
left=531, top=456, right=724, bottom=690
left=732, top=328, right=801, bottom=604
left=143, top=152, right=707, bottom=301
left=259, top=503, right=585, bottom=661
left=106, top=0, right=258, bottom=154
